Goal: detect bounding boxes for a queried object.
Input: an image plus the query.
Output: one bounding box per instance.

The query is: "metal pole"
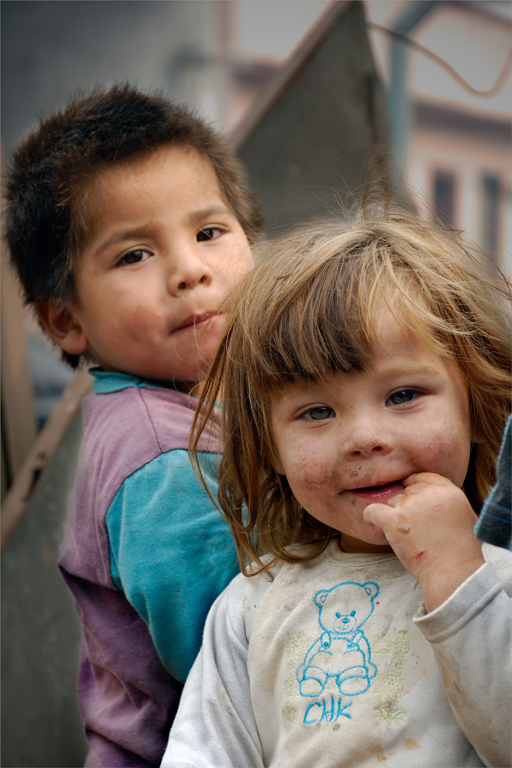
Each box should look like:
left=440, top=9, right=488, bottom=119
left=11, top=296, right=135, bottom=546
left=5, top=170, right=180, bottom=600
left=389, top=0, right=442, bottom=158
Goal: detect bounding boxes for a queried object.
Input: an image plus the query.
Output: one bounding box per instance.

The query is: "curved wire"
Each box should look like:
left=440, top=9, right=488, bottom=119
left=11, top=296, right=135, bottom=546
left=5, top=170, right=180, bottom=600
left=368, top=21, right=512, bottom=99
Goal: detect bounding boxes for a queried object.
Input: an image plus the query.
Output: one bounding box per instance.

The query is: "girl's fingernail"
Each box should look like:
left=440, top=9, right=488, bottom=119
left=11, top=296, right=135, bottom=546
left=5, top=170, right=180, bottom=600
left=397, top=522, right=410, bottom=533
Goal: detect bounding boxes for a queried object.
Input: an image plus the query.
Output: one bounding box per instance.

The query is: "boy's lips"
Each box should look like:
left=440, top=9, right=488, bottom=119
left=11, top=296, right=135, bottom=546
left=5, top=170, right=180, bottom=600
left=349, top=481, right=405, bottom=503
left=172, top=312, right=218, bottom=333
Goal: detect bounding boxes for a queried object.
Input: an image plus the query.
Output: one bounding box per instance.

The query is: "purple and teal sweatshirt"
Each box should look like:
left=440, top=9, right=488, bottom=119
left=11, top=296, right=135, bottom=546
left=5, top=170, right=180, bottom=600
left=58, top=370, right=239, bottom=767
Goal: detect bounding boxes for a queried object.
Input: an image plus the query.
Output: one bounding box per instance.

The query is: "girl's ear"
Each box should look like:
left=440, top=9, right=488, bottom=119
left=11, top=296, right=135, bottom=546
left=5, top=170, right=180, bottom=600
left=35, top=301, right=89, bottom=357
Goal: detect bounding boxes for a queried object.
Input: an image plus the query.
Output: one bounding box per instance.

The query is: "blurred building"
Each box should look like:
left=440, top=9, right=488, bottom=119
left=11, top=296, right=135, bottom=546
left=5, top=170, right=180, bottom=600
left=3, top=0, right=510, bottom=252
left=1, top=1, right=330, bottom=151
left=366, top=0, right=512, bottom=273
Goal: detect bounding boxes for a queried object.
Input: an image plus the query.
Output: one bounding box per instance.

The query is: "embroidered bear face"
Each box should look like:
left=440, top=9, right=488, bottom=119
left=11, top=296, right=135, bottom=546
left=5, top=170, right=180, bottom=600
left=314, top=581, right=379, bottom=636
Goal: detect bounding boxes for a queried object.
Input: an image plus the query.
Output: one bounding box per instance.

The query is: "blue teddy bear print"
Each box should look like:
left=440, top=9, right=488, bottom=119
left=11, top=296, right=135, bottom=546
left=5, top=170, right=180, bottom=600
left=297, top=580, right=379, bottom=698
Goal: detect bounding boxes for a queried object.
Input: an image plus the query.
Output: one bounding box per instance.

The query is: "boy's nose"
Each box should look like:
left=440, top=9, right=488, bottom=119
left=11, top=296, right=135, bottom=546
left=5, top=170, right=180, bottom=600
left=175, top=273, right=210, bottom=292
left=167, top=254, right=213, bottom=295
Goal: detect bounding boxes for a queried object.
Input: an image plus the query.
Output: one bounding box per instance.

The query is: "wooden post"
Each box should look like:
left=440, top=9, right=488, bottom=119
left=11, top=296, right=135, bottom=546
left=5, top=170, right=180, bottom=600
left=1, top=150, right=37, bottom=491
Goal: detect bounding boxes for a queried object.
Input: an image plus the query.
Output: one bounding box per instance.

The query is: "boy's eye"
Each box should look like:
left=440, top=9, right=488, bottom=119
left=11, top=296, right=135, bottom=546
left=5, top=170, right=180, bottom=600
left=197, top=227, right=223, bottom=242
left=386, top=389, right=419, bottom=406
left=302, top=406, right=335, bottom=421
left=118, top=249, right=152, bottom=266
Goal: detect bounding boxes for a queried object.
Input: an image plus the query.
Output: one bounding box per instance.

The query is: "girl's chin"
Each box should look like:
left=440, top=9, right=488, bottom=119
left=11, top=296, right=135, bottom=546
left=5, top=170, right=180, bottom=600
left=339, top=527, right=392, bottom=554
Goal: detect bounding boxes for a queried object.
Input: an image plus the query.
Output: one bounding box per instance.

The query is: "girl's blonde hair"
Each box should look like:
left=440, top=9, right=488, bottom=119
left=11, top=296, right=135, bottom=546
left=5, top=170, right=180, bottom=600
left=193, top=202, right=512, bottom=575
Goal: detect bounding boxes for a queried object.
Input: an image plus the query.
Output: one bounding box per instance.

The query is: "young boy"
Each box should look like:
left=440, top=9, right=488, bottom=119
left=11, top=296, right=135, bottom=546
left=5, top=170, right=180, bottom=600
left=5, top=84, right=259, bottom=767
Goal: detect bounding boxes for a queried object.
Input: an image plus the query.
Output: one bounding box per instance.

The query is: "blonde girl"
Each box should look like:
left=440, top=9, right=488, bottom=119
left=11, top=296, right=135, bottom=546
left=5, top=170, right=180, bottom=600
left=163, top=203, right=512, bottom=768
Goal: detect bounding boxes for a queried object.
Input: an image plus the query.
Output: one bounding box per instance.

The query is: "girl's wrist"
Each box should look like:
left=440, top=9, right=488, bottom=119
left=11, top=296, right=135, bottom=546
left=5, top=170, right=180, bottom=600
left=418, top=553, right=485, bottom=612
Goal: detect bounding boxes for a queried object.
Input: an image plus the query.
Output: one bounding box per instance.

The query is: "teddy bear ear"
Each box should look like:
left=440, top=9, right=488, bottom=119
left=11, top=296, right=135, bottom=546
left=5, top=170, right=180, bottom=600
left=363, top=582, right=379, bottom=598
left=314, top=590, right=329, bottom=607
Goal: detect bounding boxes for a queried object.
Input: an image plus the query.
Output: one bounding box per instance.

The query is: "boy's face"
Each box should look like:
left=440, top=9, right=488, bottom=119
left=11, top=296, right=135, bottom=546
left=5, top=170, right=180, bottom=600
left=270, top=309, right=479, bottom=554
left=64, top=145, right=252, bottom=387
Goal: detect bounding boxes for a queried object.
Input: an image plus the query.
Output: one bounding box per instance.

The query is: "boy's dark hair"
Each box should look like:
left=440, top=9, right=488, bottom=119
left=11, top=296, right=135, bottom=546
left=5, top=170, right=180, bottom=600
left=4, top=83, right=261, bottom=365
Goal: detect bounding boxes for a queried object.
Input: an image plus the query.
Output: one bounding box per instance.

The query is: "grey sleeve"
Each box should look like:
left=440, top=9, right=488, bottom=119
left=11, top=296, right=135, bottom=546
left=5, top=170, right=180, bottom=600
left=161, top=575, right=264, bottom=768
left=414, top=561, right=512, bottom=768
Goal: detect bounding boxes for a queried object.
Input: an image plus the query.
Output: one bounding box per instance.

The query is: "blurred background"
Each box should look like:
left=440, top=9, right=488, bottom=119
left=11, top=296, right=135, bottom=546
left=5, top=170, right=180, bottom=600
left=2, top=0, right=511, bottom=450
left=1, top=2, right=510, bottom=765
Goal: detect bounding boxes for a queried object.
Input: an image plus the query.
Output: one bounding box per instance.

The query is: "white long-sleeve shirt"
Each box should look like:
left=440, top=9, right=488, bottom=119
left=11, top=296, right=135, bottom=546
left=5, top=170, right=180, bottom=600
left=162, top=542, right=512, bottom=768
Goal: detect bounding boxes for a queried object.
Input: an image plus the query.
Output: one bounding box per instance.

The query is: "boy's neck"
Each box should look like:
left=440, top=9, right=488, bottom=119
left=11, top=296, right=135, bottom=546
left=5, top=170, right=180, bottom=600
left=174, top=379, right=205, bottom=397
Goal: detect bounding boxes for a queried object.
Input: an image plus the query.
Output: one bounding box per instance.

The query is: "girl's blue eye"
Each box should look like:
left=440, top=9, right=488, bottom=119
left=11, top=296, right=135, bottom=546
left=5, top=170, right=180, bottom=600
left=197, top=227, right=222, bottom=242
left=303, top=406, right=335, bottom=421
left=387, top=389, right=418, bottom=406
left=119, top=249, right=151, bottom=266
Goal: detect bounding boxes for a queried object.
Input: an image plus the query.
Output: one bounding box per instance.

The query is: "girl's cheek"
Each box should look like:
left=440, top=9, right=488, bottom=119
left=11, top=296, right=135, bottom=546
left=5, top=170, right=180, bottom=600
left=411, top=425, right=471, bottom=486
left=292, top=442, right=338, bottom=488
left=410, top=435, right=439, bottom=465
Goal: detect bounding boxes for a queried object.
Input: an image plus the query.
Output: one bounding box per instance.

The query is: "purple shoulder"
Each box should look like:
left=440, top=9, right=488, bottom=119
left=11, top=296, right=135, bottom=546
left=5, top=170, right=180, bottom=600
left=59, top=385, right=220, bottom=586
left=136, top=386, right=222, bottom=454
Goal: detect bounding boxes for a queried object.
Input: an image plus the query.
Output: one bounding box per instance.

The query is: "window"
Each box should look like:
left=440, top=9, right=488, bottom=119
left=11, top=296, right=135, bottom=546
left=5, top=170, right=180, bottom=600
left=433, top=171, right=456, bottom=229
left=481, top=175, right=501, bottom=264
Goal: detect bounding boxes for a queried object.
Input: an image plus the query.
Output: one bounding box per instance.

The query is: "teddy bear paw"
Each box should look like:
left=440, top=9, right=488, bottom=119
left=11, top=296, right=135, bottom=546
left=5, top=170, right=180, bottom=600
left=300, top=677, right=325, bottom=696
left=338, top=669, right=370, bottom=695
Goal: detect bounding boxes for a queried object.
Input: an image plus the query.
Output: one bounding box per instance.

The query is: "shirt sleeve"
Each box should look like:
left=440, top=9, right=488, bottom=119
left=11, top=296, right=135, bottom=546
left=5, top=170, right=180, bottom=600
left=474, top=413, right=512, bottom=550
left=106, top=449, right=240, bottom=683
left=161, top=575, right=265, bottom=768
left=414, top=558, right=512, bottom=768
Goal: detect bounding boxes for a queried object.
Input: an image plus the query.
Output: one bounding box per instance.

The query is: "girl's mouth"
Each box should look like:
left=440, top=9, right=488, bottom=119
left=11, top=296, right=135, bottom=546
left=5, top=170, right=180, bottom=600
left=349, top=481, right=405, bottom=503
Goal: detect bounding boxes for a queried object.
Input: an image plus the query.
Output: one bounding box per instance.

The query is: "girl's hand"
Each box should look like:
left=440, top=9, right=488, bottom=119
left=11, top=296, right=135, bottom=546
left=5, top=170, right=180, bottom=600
left=363, top=473, right=485, bottom=612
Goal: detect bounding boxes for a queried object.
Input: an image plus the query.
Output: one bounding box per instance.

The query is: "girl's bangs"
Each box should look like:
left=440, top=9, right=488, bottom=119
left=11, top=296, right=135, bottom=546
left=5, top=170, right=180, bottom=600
left=245, top=256, right=377, bottom=394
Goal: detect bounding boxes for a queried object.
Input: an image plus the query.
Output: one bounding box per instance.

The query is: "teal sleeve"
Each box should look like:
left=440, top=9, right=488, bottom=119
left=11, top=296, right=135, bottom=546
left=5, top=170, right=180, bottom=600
left=105, top=450, right=240, bottom=683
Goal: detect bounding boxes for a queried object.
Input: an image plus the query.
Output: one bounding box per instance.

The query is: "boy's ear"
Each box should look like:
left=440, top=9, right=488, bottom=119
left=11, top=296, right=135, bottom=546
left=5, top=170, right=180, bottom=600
left=35, top=301, right=89, bottom=357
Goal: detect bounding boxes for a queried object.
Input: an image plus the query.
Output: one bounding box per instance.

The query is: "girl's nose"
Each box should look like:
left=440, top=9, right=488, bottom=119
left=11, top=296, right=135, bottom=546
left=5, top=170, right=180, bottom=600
left=348, top=440, right=388, bottom=458
left=342, top=417, right=391, bottom=458
left=167, top=251, right=213, bottom=295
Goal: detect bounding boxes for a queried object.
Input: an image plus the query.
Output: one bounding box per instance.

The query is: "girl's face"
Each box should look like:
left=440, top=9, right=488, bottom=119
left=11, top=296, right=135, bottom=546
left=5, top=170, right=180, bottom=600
left=270, top=309, right=480, bottom=554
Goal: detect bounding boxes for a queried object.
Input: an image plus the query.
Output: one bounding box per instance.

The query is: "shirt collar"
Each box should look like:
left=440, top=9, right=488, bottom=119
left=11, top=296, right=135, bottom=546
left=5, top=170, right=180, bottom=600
left=90, top=369, right=181, bottom=395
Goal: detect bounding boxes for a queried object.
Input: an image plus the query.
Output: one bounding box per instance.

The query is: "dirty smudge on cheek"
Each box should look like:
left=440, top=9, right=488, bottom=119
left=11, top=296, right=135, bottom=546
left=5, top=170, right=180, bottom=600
left=296, top=453, right=337, bottom=488
left=284, top=441, right=339, bottom=509
left=339, top=466, right=364, bottom=482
